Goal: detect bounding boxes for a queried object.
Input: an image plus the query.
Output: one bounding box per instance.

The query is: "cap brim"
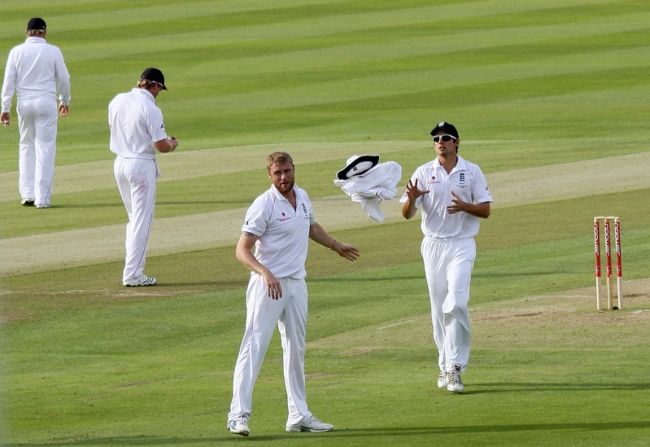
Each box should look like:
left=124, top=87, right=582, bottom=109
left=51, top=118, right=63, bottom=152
left=336, top=155, right=380, bottom=180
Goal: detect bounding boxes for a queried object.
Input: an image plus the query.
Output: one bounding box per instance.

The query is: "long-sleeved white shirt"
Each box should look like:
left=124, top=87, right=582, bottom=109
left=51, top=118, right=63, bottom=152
left=1, top=36, right=71, bottom=112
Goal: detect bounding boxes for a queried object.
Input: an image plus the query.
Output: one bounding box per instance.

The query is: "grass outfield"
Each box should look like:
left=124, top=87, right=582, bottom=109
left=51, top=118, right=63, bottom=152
left=2, top=1, right=650, bottom=446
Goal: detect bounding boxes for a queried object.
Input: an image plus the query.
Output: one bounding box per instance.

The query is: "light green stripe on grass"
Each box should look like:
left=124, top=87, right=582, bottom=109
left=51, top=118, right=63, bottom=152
left=3, top=151, right=650, bottom=275
left=0, top=141, right=423, bottom=201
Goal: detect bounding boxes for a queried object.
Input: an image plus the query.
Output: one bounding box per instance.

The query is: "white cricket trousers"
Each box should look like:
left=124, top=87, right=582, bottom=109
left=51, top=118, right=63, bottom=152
left=421, top=236, right=476, bottom=373
left=113, top=156, right=157, bottom=283
left=228, top=274, right=312, bottom=425
left=16, top=96, right=58, bottom=205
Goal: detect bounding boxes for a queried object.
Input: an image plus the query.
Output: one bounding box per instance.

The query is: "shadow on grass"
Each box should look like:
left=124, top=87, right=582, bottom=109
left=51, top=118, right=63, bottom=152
left=465, top=382, right=650, bottom=394
left=6, top=421, right=650, bottom=445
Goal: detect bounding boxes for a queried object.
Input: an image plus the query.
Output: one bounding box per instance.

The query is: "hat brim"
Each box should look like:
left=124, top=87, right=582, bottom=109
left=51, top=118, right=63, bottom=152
left=336, top=155, right=380, bottom=180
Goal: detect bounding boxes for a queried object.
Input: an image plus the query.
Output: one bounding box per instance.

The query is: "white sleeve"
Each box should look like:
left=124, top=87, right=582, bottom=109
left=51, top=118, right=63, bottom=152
left=472, top=167, right=493, bottom=204
left=147, top=106, right=168, bottom=143
left=54, top=47, right=71, bottom=105
left=1, top=49, right=17, bottom=112
left=241, top=195, right=269, bottom=236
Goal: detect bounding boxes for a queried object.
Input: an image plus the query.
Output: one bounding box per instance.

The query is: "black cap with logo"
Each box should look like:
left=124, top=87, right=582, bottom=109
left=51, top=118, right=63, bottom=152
left=430, top=121, right=459, bottom=139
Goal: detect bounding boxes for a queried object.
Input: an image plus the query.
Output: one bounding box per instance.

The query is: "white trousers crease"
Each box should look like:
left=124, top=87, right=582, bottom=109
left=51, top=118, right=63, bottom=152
left=16, top=97, right=58, bottom=204
left=228, top=275, right=312, bottom=425
left=113, top=157, right=157, bottom=282
left=421, top=236, right=476, bottom=372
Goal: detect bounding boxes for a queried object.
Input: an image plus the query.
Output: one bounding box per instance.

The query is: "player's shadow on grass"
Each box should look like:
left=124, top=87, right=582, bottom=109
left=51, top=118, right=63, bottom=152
left=14, top=420, right=649, bottom=445
left=465, top=381, right=650, bottom=394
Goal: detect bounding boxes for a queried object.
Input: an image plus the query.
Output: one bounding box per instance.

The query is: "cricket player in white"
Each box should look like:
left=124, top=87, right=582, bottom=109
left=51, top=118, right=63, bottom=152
left=227, top=152, right=359, bottom=437
left=401, top=121, right=492, bottom=393
left=108, top=68, right=178, bottom=287
left=1, top=17, right=71, bottom=208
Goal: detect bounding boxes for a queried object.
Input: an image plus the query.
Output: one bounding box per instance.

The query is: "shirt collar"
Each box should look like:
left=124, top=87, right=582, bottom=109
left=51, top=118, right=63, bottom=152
left=432, top=155, right=467, bottom=173
left=132, top=87, right=156, bottom=103
left=25, top=36, right=46, bottom=44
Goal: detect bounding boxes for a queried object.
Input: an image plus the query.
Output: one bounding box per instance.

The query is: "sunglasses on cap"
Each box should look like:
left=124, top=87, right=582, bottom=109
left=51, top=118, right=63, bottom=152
left=432, top=134, right=457, bottom=143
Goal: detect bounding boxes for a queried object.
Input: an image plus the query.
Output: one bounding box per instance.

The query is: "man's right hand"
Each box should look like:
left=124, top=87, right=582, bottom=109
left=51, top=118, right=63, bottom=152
left=406, top=179, right=429, bottom=201
left=1, top=112, right=10, bottom=127
left=262, top=270, right=282, bottom=300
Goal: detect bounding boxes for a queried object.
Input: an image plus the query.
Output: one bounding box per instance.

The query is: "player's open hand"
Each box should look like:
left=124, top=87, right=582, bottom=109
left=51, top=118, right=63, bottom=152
left=406, top=179, right=429, bottom=201
left=333, top=242, right=360, bottom=261
left=446, top=191, right=468, bottom=214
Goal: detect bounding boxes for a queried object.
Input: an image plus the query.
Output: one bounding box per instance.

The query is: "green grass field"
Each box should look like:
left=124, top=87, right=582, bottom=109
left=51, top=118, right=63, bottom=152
left=2, top=1, right=650, bottom=446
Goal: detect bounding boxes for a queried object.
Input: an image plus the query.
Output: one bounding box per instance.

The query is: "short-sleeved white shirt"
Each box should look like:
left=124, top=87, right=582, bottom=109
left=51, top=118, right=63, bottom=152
left=108, top=88, right=167, bottom=159
left=242, top=184, right=315, bottom=279
left=400, top=155, right=493, bottom=238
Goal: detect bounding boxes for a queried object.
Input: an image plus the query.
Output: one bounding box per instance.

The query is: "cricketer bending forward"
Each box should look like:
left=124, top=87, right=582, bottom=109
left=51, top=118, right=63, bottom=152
left=227, top=151, right=359, bottom=437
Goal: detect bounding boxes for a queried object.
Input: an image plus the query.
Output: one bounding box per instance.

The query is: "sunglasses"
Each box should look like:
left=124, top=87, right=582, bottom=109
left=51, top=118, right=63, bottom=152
left=432, top=134, right=457, bottom=143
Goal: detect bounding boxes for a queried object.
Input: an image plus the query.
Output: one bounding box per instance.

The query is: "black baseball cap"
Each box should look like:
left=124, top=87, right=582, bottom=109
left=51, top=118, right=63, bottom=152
left=430, top=121, right=459, bottom=139
left=27, top=18, right=47, bottom=31
left=140, top=67, right=167, bottom=90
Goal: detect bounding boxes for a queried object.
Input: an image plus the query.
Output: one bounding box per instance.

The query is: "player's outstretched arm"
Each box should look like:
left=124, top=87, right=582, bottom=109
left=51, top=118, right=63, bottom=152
left=309, top=223, right=360, bottom=261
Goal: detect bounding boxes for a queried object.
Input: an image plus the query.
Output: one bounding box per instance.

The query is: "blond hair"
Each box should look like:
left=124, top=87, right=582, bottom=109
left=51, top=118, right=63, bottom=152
left=266, top=152, right=294, bottom=171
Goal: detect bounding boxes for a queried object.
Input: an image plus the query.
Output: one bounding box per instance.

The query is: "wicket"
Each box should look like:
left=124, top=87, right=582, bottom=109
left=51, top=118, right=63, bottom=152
left=593, top=216, right=622, bottom=311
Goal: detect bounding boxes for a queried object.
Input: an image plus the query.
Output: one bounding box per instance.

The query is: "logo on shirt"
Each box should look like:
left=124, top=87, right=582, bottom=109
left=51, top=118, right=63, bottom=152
left=427, top=175, right=440, bottom=185
left=460, top=172, right=465, bottom=184
left=279, top=211, right=291, bottom=222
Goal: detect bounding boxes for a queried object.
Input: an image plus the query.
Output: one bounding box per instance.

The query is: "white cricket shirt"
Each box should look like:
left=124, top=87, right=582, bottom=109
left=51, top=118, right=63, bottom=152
left=1, top=36, right=71, bottom=112
left=401, top=156, right=493, bottom=239
left=242, top=184, right=315, bottom=279
left=108, top=88, right=167, bottom=159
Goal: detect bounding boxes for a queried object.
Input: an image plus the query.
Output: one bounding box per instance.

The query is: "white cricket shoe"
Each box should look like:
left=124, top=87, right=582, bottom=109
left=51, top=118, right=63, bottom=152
left=35, top=202, right=51, bottom=209
left=123, top=275, right=157, bottom=287
left=227, top=416, right=250, bottom=436
left=446, top=365, right=464, bottom=393
left=286, top=415, right=334, bottom=432
left=437, top=370, right=448, bottom=389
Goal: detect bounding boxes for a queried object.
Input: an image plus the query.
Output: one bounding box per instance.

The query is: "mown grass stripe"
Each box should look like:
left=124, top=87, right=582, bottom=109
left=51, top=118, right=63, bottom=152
left=3, top=153, right=649, bottom=275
